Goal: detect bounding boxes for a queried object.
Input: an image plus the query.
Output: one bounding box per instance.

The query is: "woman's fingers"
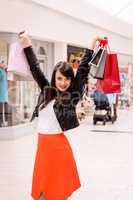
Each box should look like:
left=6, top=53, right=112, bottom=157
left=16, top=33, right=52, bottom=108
left=18, top=31, right=25, bottom=36
left=19, top=31, right=32, bottom=48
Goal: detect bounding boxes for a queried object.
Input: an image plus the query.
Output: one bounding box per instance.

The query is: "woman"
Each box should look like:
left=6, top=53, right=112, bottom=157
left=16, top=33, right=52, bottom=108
left=19, top=32, right=99, bottom=200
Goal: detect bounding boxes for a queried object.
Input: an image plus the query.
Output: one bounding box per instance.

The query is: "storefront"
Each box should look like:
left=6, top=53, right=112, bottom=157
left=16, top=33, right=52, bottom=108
left=119, top=65, right=133, bottom=108
left=67, top=45, right=85, bottom=74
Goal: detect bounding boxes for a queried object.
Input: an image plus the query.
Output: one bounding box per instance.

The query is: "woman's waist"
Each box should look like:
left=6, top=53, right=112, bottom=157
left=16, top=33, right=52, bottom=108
left=38, top=132, right=63, bottom=136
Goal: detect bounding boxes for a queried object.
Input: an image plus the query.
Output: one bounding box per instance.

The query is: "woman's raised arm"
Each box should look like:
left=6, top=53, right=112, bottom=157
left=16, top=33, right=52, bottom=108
left=74, top=37, right=103, bottom=95
left=19, top=31, right=49, bottom=90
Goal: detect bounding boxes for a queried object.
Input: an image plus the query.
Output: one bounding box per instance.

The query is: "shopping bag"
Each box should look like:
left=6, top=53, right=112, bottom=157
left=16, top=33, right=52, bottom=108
left=89, top=38, right=108, bottom=79
left=94, top=49, right=107, bottom=79
left=7, top=42, right=33, bottom=81
left=96, top=53, right=121, bottom=94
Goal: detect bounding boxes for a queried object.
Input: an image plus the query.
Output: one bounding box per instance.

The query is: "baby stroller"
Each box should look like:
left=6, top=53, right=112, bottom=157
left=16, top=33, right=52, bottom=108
left=92, top=90, right=115, bottom=125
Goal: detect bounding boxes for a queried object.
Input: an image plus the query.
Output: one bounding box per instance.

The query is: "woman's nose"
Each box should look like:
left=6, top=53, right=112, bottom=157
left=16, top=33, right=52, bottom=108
left=62, top=80, right=66, bottom=85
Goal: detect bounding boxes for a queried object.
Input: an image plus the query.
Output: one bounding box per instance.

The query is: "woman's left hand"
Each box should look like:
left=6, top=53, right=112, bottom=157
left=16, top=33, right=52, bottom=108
left=19, top=31, right=32, bottom=48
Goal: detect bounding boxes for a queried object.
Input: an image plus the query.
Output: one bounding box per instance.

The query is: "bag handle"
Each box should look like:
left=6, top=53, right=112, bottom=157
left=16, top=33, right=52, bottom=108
left=99, top=37, right=111, bottom=53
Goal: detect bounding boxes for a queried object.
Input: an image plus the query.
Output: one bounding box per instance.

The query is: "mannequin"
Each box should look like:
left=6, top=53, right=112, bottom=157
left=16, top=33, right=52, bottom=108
left=0, top=62, right=8, bottom=127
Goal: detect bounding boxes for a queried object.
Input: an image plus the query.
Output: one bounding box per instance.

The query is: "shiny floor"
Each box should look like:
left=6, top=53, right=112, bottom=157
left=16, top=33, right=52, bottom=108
left=0, top=108, right=133, bottom=200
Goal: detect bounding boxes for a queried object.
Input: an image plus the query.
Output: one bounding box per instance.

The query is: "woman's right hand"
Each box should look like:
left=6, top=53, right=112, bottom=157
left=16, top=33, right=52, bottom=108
left=19, top=31, right=32, bottom=48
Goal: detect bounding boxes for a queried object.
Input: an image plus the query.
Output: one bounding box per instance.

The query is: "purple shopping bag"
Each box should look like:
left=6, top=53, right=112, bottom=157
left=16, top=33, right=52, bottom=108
left=7, top=42, right=33, bottom=81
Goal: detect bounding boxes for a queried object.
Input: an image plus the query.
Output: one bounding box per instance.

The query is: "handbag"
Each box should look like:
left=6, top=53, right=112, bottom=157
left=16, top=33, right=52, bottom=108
left=7, top=42, right=33, bottom=81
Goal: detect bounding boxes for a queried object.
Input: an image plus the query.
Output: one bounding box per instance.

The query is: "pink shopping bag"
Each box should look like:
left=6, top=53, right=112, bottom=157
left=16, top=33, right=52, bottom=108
left=7, top=42, right=33, bottom=81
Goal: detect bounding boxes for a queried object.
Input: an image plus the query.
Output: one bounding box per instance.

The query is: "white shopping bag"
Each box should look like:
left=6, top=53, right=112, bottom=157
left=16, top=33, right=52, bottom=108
left=7, top=42, right=33, bottom=81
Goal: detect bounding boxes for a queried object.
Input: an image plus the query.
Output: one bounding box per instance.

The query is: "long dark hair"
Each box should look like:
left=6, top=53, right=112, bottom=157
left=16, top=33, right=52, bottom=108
left=51, top=61, right=74, bottom=88
left=40, top=61, right=74, bottom=109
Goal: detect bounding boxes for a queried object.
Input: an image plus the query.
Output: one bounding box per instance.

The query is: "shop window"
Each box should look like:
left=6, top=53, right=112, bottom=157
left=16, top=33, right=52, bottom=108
left=67, top=45, right=85, bottom=75
left=38, top=46, right=46, bottom=55
left=37, top=46, right=47, bottom=75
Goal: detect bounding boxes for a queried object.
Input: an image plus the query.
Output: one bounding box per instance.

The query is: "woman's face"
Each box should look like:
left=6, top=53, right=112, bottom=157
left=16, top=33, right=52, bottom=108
left=55, top=70, right=71, bottom=92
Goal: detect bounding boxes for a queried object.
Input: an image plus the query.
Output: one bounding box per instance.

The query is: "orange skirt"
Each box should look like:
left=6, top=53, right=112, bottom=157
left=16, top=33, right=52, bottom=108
left=31, top=133, right=81, bottom=200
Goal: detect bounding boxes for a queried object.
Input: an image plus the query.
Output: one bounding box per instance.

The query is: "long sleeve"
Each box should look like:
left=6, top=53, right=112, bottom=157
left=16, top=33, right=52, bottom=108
left=74, top=48, right=93, bottom=95
left=24, top=46, right=49, bottom=90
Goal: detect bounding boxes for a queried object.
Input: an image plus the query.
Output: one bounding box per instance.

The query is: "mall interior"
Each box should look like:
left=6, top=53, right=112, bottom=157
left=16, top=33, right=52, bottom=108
left=1, top=0, right=133, bottom=200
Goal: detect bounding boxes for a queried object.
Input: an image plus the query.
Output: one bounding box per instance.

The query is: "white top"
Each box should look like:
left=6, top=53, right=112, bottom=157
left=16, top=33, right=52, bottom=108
left=37, top=100, right=62, bottom=134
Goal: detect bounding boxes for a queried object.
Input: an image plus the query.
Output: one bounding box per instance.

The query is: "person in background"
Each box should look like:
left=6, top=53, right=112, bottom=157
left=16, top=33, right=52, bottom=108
left=107, top=93, right=118, bottom=120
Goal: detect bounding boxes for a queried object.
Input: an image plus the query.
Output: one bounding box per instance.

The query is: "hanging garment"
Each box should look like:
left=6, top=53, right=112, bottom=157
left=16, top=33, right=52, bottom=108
left=0, top=68, right=8, bottom=102
left=7, top=42, right=33, bottom=81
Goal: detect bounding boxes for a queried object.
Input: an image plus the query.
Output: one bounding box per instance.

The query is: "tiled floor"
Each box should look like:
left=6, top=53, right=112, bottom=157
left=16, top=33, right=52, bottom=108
left=0, top=109, right=133, bottom=200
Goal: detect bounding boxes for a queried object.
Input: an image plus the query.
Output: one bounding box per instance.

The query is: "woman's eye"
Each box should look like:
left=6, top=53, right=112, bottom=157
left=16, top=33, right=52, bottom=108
left=57, top=77, right=62, bottom=80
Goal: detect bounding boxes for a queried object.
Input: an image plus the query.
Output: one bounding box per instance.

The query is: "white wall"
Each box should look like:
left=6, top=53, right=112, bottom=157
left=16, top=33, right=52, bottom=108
left=31, top=0, right=133, bottom=39
left=54, top=42, right=67, bottom=65
left=0, top=0, right=133, bottom=64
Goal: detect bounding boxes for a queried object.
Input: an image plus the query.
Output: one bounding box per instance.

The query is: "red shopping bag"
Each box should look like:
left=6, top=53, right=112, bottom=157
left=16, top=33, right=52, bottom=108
left=96, top=53, right=121, bottom=94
